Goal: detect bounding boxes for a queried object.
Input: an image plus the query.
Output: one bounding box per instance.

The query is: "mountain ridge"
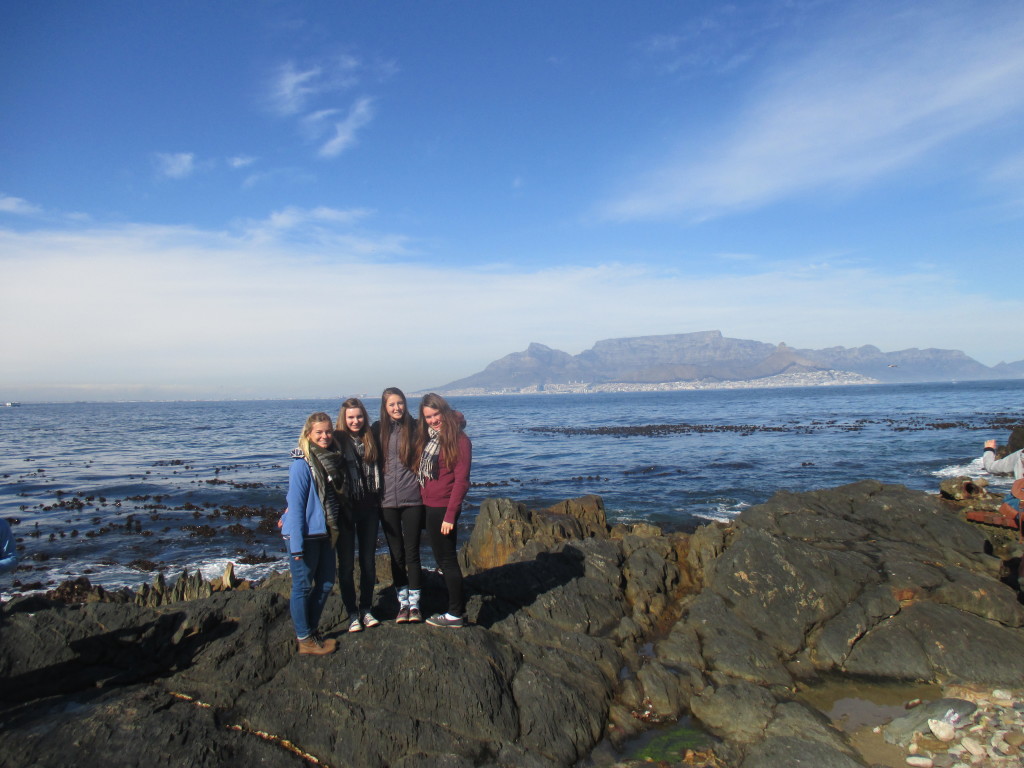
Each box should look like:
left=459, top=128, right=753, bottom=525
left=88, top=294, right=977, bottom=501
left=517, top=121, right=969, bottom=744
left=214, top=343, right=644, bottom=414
left=433, top=330, right=1021, bottom=393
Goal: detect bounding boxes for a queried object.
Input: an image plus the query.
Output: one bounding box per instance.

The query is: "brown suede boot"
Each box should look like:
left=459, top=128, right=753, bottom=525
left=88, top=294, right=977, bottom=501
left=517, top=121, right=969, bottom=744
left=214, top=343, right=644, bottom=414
left=297, top=633, right=337, bottom=655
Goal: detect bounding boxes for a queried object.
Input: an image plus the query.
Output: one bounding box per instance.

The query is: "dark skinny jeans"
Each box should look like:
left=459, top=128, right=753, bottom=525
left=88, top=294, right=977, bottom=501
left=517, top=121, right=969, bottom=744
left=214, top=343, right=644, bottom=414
left=336, top=498, right=380, bottom=614
left=380, top=504, right=423, bottom=591
left=425, top=505, right=464, bottom=616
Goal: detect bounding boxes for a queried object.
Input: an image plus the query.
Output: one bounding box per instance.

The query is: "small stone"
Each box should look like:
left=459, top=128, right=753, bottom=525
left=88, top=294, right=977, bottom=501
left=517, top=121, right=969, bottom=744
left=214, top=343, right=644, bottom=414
left=905, top=756, right=933, bottom=767
left=917, top=736, right=949, bottom=752
left=929, top=718, right=956, bottom=742
left=960, top=736, right=984, bottom=757
left=1004, top=731, right=1024, bottom=748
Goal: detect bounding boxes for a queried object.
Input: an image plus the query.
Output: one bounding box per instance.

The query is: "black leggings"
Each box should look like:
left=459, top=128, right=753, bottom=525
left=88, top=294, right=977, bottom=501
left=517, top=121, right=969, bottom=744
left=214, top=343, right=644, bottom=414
left=336, top=501, right=380, bottom=614
left=380, top=504, right=423, bottom=590
left=426, top=506, right=464, bottom=616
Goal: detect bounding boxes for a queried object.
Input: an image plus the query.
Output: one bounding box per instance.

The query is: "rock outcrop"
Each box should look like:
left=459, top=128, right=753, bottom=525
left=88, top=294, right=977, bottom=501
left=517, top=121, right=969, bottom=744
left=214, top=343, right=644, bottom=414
left=1, top=481, right=1023, bottom=767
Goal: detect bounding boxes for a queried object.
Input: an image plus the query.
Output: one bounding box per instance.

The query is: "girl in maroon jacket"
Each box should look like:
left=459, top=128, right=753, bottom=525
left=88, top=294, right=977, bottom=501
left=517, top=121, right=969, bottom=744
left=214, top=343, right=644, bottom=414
left=414, top=392, right=471, bottom=628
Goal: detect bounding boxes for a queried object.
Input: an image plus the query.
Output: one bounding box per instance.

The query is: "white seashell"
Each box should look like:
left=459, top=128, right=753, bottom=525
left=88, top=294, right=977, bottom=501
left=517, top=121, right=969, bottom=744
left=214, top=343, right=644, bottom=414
left=904, top=755, right=933, bottom=767
left=928, top=718, right=956, bottom=741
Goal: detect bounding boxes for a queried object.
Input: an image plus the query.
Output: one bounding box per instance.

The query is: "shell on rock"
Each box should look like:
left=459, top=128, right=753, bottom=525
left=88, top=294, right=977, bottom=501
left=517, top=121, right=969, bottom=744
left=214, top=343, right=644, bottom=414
left=928, top=718, right=956, bottom=742
left=905, top=755, right=933, bottom=767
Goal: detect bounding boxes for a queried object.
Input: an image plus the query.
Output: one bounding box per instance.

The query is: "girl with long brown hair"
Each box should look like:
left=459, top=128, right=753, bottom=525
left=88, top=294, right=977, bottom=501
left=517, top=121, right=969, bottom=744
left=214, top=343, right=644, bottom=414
left=414, top=393, right=472, bottom=628
left=372, top=387, right=425, bottom=622
left=334, top=397, right=383, bottom=632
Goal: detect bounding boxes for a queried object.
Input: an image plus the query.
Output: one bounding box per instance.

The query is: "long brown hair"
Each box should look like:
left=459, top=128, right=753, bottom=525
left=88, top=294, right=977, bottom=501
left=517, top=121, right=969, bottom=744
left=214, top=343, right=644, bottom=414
left=414, top=392, right=463, bottom=469
left=336, top=397, right=378, bottom=464
left=378, top=386, right=416, bottom=471
left=297, top=411, right=333, bottom=461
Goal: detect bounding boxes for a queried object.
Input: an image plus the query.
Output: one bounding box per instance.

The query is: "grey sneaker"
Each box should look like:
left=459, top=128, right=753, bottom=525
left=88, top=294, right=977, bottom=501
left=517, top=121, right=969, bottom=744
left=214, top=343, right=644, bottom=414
left=362, top=611, right=380, bottom=628
left=347, top=615, right=364, bottom=633
left=426, top=613, right=464, bottom=628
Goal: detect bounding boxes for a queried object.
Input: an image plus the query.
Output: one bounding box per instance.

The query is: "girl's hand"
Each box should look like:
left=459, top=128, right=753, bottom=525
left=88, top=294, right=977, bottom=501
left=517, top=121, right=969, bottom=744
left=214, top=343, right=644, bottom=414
left=292, top=554, right=303, bottom=561
left=985, top=440, right=997, bottom=450
left=441, top=521, right=453, bottom=535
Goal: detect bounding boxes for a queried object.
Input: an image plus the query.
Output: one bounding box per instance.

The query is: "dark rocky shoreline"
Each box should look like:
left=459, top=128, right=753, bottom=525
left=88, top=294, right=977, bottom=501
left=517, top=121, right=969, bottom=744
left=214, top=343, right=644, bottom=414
left=2, top=479, right=1023, bottom=767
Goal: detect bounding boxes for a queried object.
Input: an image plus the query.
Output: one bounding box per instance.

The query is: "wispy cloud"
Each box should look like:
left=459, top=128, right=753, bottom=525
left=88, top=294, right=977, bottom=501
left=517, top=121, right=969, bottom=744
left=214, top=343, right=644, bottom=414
left=257, top=204, right=374, bottom=231
left=237, top=204, right=407, bottom=255
left=154, top=152, right=196, bottom=179
left=266, top=53, right=387, bottom=160
left=267, top=55, right=362, bottom=115
left=318, top=97, right=375, bottom=157
left=608, top=2, right=1024, bottom=220
left=0, top=195, right=41, bottom=216
left=228, top=155, right=256, bottom=169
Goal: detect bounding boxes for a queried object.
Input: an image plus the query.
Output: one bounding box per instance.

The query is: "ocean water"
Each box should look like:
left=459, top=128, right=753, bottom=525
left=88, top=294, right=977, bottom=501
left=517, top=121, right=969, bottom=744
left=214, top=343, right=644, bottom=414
left=1, top=380, right=1022, bottom=597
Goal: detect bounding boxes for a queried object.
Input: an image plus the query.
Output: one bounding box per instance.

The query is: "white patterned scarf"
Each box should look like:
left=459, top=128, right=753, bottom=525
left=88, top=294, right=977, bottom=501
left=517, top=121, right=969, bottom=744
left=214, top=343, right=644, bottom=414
left=416, top=427, right=441, bottom=486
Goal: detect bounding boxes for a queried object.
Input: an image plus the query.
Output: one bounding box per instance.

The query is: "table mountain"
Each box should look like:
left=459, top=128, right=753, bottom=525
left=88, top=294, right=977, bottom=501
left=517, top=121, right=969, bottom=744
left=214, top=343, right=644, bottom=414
left=436, top=330, right=1013, bottom=392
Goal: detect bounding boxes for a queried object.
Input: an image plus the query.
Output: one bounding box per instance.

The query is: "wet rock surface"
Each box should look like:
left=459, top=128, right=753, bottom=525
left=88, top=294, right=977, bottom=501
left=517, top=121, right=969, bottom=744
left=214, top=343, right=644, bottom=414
left=2, top=481, right=1024, bottom=767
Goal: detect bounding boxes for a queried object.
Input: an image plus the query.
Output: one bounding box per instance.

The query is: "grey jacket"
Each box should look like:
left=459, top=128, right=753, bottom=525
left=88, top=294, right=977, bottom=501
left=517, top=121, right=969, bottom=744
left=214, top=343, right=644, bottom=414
left=376, top=420, right=422, bottom=507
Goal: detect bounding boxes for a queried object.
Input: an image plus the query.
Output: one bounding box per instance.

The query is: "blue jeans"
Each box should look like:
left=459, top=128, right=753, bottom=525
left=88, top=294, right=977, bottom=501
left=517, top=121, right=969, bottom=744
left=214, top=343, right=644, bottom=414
left=289, top=536, right=337, bottom=640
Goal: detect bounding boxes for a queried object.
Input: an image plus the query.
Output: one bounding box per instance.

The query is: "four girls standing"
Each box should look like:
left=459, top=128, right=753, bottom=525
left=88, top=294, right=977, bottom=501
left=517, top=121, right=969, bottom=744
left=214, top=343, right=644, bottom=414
left=283, top=389, right=471, bottom=653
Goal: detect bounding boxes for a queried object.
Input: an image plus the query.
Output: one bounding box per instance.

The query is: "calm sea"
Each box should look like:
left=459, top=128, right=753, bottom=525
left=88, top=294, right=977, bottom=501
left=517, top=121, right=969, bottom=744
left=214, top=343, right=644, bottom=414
left=2, top=380, right=1021, bottom=597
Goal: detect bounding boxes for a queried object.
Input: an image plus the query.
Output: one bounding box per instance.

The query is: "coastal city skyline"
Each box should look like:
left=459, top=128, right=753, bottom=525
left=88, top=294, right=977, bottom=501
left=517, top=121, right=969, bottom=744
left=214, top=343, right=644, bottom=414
left=2, top=0, right=1023, bottom=401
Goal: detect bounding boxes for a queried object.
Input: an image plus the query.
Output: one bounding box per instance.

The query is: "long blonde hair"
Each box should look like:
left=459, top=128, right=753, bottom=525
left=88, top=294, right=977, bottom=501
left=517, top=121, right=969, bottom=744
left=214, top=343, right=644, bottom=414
left=297, top=411, right=333, bottom=460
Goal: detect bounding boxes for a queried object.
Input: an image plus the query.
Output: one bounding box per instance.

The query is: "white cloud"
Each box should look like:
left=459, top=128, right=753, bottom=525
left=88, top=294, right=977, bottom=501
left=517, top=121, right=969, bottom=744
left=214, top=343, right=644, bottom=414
left=265, top=205, right=371, bottom=229
left=319, top=97, right=376, bottom=158
left=228, top=155, right=256, bottom=169
left=267, top=55, right=362, bottom=116
left=269, top=62, right=324, bottom=116
left=0, top=195, right=41, bottom=215
left=1, top=219, right=1021, bottom=401
left=155, top=152, right=196, bottom=179
left=607, top=2, right=1024, bottom=220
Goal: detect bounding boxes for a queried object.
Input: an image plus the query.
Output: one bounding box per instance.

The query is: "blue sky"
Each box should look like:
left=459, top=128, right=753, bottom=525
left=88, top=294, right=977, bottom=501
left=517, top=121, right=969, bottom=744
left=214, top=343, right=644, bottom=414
left=2, top=0, right=1023, bottom=401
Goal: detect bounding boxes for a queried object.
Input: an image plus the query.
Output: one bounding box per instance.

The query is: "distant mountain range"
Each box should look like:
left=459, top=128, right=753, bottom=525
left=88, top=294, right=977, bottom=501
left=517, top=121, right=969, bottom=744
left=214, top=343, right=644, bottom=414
left=434, top=331, right=1024, bottom=393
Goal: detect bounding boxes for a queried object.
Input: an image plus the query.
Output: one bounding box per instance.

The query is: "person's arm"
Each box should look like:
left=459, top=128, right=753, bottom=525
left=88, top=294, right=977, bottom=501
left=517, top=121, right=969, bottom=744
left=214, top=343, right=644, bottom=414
left=983, top=444, right=1022, bottom=476
left=283, top=461, right=310, bottom=557
left=442, top=434, right=472, bottom=531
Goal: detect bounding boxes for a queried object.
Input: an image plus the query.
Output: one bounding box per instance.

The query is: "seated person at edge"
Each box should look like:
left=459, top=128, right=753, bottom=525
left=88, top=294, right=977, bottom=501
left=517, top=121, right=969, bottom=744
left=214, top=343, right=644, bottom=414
left=282, top=412, right=346, bottom=655
left=334, top=398, right=383, bottom=633
left=415, top=393, right=472, bottom=629
left=982, top=439, right=1024, bottom=480
left=0, top=517, right=17, bottom=576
